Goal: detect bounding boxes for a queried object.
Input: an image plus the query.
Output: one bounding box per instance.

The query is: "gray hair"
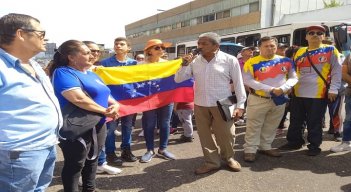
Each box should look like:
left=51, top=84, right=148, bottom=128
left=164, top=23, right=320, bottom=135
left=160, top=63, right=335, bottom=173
left=198, top=32, right=221, bottom=45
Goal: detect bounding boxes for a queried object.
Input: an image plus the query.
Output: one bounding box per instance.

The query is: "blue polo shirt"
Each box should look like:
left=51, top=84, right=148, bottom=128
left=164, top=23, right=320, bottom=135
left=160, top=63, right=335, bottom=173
left=100, top=55, right=137, bottom=67
left=0, top=48, right=62, bottom=151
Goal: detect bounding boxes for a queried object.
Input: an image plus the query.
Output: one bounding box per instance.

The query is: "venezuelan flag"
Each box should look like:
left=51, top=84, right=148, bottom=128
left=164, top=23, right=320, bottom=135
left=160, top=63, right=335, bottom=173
left=94, top=59, right=194, bottom=116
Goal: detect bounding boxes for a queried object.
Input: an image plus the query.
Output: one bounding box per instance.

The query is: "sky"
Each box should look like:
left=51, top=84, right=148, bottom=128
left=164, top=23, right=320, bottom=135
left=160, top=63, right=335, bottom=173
left=0, top=0, right=193, bottom=48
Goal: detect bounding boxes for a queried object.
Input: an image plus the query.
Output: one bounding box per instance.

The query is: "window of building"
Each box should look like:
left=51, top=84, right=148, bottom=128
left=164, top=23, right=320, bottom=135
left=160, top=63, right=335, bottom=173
left=231, top=7, right=241, bottom=17
left=216, top=10, right=230, bottom=20
left=203, top=13, right=215, bottom=23
left=181, top=20, right=190, bottom=28
left=196, top=16, right=203, bottom=24
left=249, top=2, right=259, bottom=12
left=190, top=18, right=197, bottom=26
left=240, top=4, right=250, bottom=15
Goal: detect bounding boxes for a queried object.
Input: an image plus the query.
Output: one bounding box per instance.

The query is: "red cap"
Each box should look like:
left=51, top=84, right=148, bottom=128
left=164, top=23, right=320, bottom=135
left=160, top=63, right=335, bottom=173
left=306, top=25, right=326, bottom=32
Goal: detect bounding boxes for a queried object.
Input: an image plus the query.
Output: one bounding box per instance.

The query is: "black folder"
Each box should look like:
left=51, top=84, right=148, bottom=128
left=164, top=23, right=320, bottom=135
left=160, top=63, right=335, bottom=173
left=216, top=95, right=237, bottom=122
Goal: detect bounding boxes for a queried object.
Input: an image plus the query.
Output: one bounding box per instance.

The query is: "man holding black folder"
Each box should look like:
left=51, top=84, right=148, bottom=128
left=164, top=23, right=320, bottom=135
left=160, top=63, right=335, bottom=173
left=175, top=32, right=246, bottom=174
left=242, top=36, right=297, bottom=162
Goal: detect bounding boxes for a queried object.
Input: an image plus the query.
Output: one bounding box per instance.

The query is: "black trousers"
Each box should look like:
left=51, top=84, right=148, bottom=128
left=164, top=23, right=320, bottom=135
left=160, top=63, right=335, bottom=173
left=59, top=124, right=106, bottom=192
left=287, top=97, right=327, bottom=150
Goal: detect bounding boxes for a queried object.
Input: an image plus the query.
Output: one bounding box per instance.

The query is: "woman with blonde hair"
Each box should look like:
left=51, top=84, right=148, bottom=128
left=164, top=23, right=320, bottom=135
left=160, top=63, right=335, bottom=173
left=139, top=39, right=176, bottom=163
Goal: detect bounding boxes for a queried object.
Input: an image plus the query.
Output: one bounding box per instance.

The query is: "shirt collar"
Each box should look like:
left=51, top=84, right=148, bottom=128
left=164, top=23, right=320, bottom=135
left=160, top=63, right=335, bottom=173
left=0, top=47, right=21, bottom=67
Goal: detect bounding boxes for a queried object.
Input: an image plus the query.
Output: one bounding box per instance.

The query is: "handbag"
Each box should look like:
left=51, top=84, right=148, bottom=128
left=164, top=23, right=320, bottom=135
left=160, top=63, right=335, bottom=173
left=216, top=95, right=237, bottom=122
left=60, top=102, right=103, bottom=141
left=305, top=49, right=330, bottom=99
left=59, top=71, right=103, bottom=141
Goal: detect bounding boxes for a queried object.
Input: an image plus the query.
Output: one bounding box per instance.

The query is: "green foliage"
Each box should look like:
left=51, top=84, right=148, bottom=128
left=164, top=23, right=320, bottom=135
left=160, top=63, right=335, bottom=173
left=323, top=0, right=344, bottom=8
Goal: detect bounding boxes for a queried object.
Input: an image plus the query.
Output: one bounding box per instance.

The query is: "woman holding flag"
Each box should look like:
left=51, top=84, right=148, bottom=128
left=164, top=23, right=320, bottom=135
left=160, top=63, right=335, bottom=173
left=139, top=39, right=176, bottom=163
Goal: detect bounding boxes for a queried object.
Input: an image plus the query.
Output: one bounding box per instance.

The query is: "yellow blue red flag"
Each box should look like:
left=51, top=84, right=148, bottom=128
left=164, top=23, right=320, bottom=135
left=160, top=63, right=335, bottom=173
left=94, top=59, right=194, bottom=116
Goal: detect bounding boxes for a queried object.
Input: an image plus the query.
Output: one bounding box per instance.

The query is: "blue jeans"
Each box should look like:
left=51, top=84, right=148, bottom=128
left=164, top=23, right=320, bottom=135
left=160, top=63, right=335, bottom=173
left=0, top=146, right=56, bottom=192
left=343, top=95, right=351, bottom=141
left=142, top=104, right=173, bottom=151
left=99, top=115, right=134, bottom=165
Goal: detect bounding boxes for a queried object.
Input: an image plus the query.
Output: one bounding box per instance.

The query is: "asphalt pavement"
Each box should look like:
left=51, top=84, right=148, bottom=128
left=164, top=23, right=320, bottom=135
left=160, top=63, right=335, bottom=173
left=47, top=115, right=351, bottom=192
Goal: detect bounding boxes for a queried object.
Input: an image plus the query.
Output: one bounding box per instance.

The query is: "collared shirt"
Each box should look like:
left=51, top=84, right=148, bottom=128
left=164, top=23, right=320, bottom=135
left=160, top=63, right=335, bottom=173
left=0, top=48, right=62, bottom=151
left=243, top=55, right=298, bottom=97
left=293, top=44, right=341, bottom=98
left=100, top=55, right=137, bottom=67
left=175, top=50, right=246, bottom=109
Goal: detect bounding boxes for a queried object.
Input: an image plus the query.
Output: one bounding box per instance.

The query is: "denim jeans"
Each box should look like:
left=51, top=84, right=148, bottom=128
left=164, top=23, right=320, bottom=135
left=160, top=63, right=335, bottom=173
left=343, top=95, right=351, bottom=141
left=142, top=103, right=173, bottom=151
left=0, top=146, right=56, bottom=192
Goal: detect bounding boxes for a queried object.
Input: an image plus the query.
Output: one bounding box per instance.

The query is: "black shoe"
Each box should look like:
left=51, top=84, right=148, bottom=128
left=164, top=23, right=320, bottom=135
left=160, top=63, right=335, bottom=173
left=327, top=128, right=334, bottom=134
left=121, top=149, right=138, bottom=162
left=106, top=153, right=123, bottom=166
left=306, top=148, right=321, bottom=156
left=178, top=135, right=193, bottom=143
left=334, top=132, right=342, bottom=142
left=279, top=143, right=303, bottom=150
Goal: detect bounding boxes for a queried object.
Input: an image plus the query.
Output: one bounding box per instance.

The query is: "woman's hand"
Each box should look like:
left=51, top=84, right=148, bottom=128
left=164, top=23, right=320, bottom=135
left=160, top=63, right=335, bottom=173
left=105, top=103, right=120, bottom=120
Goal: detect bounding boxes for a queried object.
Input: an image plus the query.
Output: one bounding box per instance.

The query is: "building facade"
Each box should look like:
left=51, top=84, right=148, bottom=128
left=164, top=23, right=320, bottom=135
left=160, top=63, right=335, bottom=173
left=125, top=0, right=350, bottom=57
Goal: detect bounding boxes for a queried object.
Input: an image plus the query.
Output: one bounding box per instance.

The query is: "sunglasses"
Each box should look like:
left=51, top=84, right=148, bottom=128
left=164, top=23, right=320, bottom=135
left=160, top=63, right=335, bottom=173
left=153, top=46, right=165, bottom=51
left=21, top=28, right=46, bottom=39
left=90, top=49, right=100, bottom=53
left=136, top=57, right=144, bottom=61
left=308, top=31, right=324, bottom=36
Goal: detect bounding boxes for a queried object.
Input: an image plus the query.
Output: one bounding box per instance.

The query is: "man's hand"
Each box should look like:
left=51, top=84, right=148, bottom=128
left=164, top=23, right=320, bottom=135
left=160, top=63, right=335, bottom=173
left=233, top=108, right=244, bottom=121
left=328, top=92, right=338, bottom=102
left=182, top=53, right=197, bottom=66
left=271, top=88, right=284, bottom=96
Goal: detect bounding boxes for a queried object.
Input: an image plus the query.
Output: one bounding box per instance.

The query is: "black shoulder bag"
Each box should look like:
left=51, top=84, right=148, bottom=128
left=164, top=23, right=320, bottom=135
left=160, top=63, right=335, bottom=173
left=305, top=49, right=330, bottom=99
left=59, top=72, right=103, bottom=142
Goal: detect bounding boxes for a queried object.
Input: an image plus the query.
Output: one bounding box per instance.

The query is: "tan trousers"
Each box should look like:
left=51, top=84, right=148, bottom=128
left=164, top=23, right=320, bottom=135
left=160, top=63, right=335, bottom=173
left=194, top=105, right=236, bottom=168
left=244, top=94, right=286, bottom=153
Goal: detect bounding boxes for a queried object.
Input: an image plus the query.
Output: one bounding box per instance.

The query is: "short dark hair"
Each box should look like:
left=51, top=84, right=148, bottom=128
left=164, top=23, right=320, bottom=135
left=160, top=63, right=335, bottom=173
left=114, top=37, right=131, bottom=46
left=49, top=40, right=84, bottom=77
left=258, top=36, right=278, bottom=47
left=0, top=13, right=40, bottom=45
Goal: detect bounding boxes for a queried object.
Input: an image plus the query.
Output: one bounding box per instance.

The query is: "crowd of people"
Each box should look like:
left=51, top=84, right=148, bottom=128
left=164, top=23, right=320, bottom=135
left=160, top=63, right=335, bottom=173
left=0, top=13, right=348, bottom=192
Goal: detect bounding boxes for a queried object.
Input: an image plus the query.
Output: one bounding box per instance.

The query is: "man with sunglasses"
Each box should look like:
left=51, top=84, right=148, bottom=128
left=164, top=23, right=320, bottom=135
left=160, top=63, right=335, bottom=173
left=280, top=25, right=342, bottom=156
left=0, top=13, right=62, bottom=191
left=99, top=37, right=138, bottom=165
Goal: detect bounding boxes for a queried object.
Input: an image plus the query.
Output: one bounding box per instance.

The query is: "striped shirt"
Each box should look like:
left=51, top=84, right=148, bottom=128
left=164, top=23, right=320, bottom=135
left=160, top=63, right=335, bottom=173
left=243, top=55, right=297, bottom=97
left=293, top=45, right=341, bottom=98
left=175, top=50, right=246, bottom=109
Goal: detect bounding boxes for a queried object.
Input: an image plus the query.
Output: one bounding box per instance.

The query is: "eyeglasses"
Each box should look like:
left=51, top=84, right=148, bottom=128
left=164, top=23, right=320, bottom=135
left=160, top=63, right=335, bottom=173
left=90, top=49, right=100, bottom=53
left=153, top=46, right=165, bottom=51
left=307, top=31, right=324, bottom=36
left=21, top=28, right=46, bottom=39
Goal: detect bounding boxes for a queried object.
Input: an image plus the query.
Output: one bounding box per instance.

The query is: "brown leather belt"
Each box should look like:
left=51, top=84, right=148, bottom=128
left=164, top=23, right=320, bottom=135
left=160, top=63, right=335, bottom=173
left=250, top=92, right=271, bottom=99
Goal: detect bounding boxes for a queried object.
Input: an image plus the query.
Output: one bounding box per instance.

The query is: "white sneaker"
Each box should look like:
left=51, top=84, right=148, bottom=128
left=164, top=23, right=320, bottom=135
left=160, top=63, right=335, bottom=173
left=138, top=130, right=144, bottom=137
left=330, top=142, right=351, bottom=153
left=78, top=176, right=82, bottom=187
left=97, top=163, right=122, bottom=175
left=114, top=130, right=122, bottom=136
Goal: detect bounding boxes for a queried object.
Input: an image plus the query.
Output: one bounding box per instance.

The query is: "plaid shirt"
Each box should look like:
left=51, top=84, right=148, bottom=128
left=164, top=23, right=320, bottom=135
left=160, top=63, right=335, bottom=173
left=175, top=51, right=246, bottom=109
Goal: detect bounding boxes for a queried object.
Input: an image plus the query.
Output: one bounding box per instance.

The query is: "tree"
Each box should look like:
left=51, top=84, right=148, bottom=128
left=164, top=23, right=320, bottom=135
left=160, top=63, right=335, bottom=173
left=323, top=0, right=344, bottom=8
